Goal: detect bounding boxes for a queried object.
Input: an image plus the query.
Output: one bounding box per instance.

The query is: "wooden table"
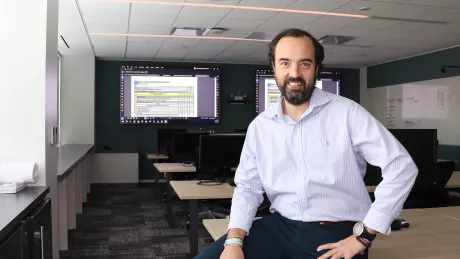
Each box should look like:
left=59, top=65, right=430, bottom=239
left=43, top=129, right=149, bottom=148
left=170, top=180, right=235, bottom=258
left=153, top=163, right=237, bottom=229
left=202, top=207, right=460, bottom=259
left=153, top=163, right=196, bottom=228
left=146, top=153, right=169, bottom=184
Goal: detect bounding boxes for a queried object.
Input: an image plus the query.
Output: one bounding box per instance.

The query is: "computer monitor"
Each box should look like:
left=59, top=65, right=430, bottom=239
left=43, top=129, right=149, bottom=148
left=364, top=129, right=437, bottom=189
left=197, top=133, right=246, bottom=180
left=120, top=65, right=220, bottom=124
left=157, top=129, right=187, bottom=154
left=171, top=132, right=208, bottom=162
left=255, top=69, right=341, bottom=114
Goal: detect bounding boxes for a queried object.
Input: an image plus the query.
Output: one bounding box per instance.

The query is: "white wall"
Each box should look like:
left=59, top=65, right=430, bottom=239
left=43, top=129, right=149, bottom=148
left=60, top=54, right=95, bottom=145
left=93, top=154, right=139, bottom=183
left=0, top=1, right=60, bottom=258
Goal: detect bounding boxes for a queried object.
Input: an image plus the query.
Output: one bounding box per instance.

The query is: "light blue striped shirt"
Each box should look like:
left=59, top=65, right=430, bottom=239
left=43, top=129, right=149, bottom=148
left=228, top=88, right=418, bottom=235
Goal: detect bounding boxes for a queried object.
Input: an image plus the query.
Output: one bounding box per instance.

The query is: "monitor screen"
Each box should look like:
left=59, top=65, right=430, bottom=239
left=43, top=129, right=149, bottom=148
left=255, top=69, right=341, bottom=114
left=120, top=65, right=220, bottom=124
left=199, top=133, right=246, bottom=169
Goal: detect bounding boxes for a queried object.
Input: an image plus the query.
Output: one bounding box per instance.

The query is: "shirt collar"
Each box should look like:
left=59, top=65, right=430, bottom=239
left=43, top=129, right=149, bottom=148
left=268, top=88, right=332, bottom=119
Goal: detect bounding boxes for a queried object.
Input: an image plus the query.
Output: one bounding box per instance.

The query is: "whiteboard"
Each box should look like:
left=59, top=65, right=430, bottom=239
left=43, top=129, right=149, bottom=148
left=367, top=75, right=460, bottom=145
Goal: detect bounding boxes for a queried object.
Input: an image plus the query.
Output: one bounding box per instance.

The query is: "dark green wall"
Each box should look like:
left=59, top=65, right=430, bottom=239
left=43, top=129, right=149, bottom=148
left=368, top=46, right=460, bottom=88
left=95, top=60, right=360, bottom=179
left=368, top=46, right=460, bottom=170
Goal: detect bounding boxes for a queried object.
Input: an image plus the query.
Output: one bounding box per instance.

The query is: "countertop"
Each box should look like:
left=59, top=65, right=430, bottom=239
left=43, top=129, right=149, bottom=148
left=57, top=144, right=94, bottom=181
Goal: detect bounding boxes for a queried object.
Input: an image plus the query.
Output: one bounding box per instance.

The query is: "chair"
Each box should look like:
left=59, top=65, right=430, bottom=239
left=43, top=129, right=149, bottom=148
left=434, top=160, right=456, bottom=206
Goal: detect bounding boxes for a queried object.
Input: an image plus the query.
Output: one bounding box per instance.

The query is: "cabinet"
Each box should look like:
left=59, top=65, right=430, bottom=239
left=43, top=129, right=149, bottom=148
left=0, top=198, right=51, bottom=259
left=0, top=223, right=28, bottom=259
left=26, top=199, right=52, bottom=259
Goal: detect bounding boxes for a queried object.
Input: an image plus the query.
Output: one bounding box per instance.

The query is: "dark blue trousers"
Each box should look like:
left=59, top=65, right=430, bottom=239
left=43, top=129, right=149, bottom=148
left=195, top=212, right=369, bottom=259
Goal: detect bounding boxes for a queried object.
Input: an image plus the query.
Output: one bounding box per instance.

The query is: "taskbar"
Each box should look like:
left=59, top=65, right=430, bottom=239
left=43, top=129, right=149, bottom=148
left=120, top=116, right=219, bottom=124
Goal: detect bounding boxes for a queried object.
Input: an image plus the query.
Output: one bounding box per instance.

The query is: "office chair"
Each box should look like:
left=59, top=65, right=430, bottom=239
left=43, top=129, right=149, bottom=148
left=435, top=160, right=456, bottom=206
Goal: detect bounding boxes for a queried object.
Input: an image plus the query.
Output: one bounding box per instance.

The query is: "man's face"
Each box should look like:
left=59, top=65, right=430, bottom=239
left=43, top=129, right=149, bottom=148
left=272, top=36, right=318, bottom=106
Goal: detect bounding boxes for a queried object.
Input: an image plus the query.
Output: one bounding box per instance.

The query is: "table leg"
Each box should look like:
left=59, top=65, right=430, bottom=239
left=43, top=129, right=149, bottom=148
left=189, top=199, right=199, bottom=258
left=165, top=173, right=176, bottom=228
left=153, top=160, right=159, bottom=185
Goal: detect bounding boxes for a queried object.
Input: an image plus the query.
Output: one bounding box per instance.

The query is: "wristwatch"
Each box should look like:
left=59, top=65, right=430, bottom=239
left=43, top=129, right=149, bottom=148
left=353, top=222, right=376, bottom=248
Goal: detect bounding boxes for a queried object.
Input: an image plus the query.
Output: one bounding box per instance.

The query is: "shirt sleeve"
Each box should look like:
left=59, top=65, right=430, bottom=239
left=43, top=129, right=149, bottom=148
left=348, top=102, right=418, bottom=235
left=227, top=122, right=265, bottom=234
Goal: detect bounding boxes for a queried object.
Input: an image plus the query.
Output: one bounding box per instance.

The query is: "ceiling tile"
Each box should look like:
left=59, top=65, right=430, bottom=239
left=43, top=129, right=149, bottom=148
left=86, top=22, right=128, bottom=34
left=362, top=0, right=407, bottom=3
left=79, top=1, right=130, bottom=24
left=225, top=9, right=278, bottom=20
left=127, top=36, right=165, bottom=44
left=224, top=41, right=267, bottom=54
left=126, top=43, right=160, bottom=59
left=129, top=14, right=176, bottom=27
left=350, top=18, right=402, bottom=29
left=331, top=26, right=381, bottom=37
left=178, top=6, right=231, bottom=18
left=448, top=1, right=460, bottom=7
left=128, top=25, right=171, bottom=35
left=417, top=8, right=460, bottom=22
left=216, top=18, right=266, bottom=31
left=374, top=4, right=440, bottom=19
left=173, top=16, right=221, bottom=28
left=193, top=39, right=237, bottom=50
left=155, top=48, right=189, bottom=60
left=332, top=0, right=399, bottom=15
left=130, top=3, right=182, bottom=16
left=405, top=0, right=459, bottom=7
left=393, top=22, right=460, bottom=35
left=182, top=49, right=222, bottom=61
left=287, top=0, right=352, bottom=12
left=186, top=0, right=240, bottom=5
left=268, top=13, right=322, bottom=24
left=162, top=38, right=202, bottom=48
left=238, top=0, right=296, bottom=8
left=209, top=29, right=252, bottom=38
left=312, top=16, right=359, bottom=26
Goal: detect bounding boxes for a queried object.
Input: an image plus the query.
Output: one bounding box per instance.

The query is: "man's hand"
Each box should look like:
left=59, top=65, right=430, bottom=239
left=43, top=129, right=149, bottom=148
left=316, top=235, right=366, bottom=259
left=220, top=245, right=244, bottom=259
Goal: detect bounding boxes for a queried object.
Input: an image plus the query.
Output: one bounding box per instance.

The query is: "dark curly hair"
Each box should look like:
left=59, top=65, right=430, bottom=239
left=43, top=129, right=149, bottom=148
left=268, top=28, right=324, bottom=72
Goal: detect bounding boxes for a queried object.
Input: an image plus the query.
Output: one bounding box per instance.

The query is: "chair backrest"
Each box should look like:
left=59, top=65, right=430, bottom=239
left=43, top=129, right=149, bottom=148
left=435, top=160, right=455, bottom=188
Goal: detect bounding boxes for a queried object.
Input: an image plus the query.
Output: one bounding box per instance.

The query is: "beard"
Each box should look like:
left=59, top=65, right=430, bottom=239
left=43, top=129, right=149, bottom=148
left=277, top=74, right=316, bottom=106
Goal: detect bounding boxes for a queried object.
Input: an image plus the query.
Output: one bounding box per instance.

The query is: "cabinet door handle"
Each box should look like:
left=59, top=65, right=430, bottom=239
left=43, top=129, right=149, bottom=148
left=40, top=226, right=44, bottom=259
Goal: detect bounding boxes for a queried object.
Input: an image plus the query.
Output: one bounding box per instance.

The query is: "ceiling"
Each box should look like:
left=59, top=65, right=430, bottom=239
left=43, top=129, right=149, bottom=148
left=58, top=0, right=460, bottom=67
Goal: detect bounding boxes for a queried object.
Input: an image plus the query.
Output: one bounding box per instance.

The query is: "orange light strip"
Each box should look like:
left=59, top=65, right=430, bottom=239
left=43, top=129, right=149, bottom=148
left=89, top=32, right=272, bottom=42
left=86, top=0, right=369, bottom=19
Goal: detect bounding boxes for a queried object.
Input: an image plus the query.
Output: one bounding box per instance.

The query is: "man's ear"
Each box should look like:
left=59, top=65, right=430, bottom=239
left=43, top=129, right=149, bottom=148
left=271, top=61, right=275, bottom=71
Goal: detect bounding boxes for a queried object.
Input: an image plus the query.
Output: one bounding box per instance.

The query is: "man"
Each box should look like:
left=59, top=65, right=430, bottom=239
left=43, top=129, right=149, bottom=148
left=195, top=28, right=418, bottom=259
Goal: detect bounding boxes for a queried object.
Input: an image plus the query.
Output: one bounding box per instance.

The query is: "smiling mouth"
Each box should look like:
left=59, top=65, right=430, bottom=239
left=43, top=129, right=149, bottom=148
left=287, top=81, right=302, bottom=90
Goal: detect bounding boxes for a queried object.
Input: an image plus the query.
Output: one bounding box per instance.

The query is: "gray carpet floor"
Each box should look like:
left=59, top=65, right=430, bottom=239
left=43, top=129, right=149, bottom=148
left=60, top=183, right=215, bottom=259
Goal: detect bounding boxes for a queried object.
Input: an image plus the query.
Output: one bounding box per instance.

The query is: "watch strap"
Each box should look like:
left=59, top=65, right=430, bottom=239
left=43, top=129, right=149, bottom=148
left=224, top=237, right=243, bottom=248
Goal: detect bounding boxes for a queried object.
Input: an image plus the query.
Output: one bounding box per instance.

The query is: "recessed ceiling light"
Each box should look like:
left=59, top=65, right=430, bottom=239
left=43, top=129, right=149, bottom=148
left=359, top=7, right=371, bottom=11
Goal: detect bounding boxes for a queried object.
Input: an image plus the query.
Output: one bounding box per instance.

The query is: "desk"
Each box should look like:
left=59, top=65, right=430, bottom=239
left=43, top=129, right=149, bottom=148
left=153, top=163, right=236, bottom=229
left=366, top=171, right=460, bottom=192
left=153, top=163, right=196, bottom=228
left=170, top=180, right=234, bottom=258
left=146, top=154, right=169, bottom=184
left=201, top=206, right=460, bottom=259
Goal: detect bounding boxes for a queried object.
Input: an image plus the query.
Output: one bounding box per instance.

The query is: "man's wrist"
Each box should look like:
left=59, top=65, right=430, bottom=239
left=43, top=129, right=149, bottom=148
left=365, top=226, right=377, bottom=235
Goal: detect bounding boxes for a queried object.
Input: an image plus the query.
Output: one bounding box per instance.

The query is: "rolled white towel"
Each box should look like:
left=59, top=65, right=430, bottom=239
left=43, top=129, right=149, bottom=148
left=0, top=162, right=39, bottom=183
left=0, top=182, right=27, bottom=193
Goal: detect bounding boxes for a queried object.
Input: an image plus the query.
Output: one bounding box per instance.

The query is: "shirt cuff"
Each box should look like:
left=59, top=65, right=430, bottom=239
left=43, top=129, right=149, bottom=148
left=362, top=208, right=395, bottom=235
left=227, top=212, right=254, bottom=235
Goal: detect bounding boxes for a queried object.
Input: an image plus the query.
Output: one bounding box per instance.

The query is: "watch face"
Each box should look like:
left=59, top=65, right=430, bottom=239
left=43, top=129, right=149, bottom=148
left=353, top=222, right=364, bottom=236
